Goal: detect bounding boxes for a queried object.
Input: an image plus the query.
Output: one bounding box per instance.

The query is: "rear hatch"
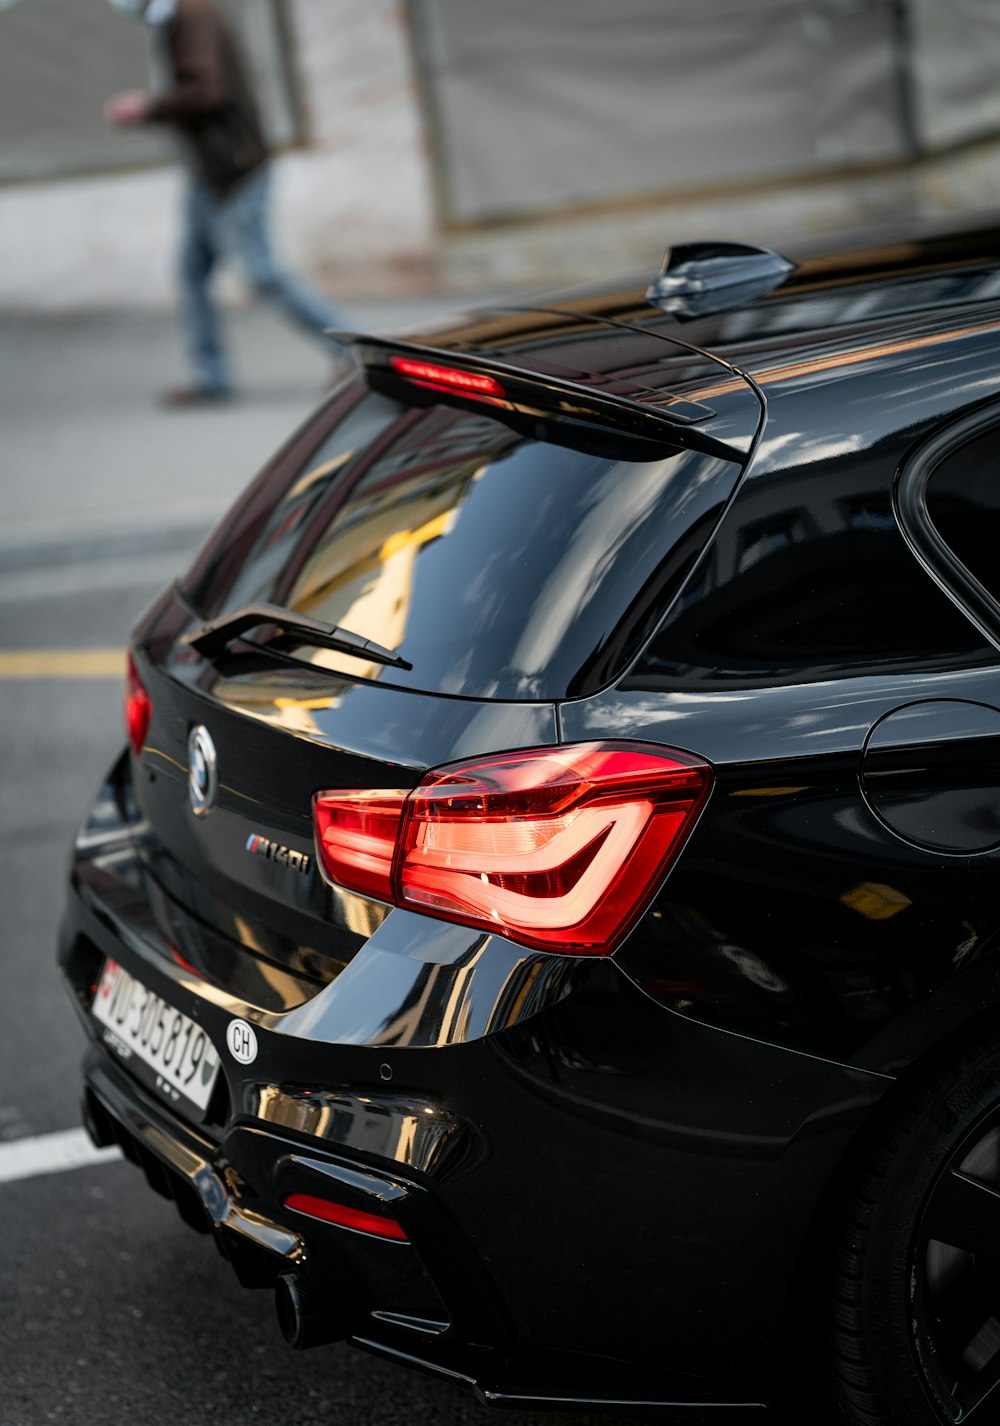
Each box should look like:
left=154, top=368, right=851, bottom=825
left=128, top=306, right=762, bottom=1000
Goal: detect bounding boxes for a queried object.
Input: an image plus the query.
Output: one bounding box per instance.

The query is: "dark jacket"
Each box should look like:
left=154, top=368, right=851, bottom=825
left=146, top=0, right=268, bottom=196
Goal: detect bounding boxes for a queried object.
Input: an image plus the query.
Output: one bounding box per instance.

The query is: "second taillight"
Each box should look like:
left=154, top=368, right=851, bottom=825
left=124, top=651, right=151, bottom=755
left=313, top=742, right=711, bottom=956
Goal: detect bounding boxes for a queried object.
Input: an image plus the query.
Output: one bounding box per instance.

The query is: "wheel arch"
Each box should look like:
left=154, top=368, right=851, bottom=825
left=770, top=972, right=1000, bottom=1415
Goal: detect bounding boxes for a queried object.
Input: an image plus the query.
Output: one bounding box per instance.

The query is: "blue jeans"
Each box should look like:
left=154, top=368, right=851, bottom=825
left=179, top=167, right=343, bottom=392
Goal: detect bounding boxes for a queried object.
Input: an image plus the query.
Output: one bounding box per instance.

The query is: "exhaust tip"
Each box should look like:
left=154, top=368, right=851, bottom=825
left=275, top=1273, right=344, bottom=1351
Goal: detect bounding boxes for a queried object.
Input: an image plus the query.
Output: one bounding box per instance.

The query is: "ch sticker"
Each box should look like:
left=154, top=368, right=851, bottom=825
left=226, top=1019, right=258, bottom=1065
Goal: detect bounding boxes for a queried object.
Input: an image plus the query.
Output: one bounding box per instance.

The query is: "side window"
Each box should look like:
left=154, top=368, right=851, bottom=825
left=893, top=408, right=1000, bottom=658
left=630, top=452, right=993, bottom=691
left=924, top=425, right=1000, bottom=606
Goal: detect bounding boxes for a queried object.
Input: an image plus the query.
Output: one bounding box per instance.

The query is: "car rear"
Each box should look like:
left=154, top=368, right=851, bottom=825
left=58, top=302, right=770, bottom=1411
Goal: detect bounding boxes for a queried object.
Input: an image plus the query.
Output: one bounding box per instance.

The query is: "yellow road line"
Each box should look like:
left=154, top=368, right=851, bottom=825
left=0, top=649, right=124, bottom=679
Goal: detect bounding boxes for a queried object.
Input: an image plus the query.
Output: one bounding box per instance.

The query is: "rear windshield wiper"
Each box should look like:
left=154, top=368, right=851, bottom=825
left=186, top=602, right=412, bottom=670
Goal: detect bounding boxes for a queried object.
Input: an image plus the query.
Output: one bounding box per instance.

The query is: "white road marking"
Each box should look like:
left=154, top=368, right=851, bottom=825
left=0, top=1128, right=122, bottom=1186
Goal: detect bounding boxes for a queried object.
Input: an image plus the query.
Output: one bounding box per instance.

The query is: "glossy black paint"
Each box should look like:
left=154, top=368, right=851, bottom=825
left=861, top=699, right=1000, bottom=854
left=58, top=226, right=1000, bottom=1417
left=62, top=777, right=881, bottom=1408
left=565, top=260, right=1000, bottom=1075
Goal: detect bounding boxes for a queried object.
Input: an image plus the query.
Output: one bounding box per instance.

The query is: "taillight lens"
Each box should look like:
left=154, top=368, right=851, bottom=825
left=124, top=651, right=151, bottom=755
left=313, top=742, right=711, bottom=956
left=311, top=788, right=410, bottom=901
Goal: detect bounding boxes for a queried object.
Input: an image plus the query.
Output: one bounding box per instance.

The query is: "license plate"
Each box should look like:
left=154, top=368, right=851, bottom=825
left=92, top=959, right=221, bottom=1114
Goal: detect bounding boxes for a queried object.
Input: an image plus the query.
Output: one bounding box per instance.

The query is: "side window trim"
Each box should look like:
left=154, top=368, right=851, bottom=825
left=894, top=400, right=1000, bottom=656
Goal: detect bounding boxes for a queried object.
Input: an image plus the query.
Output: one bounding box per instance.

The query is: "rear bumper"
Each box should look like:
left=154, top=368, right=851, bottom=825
left=80, top=1050, right=497, bottom=1358
left=57, top=757, right=890, bottom=1415
left=79, top=1052, right=766, bottom=1417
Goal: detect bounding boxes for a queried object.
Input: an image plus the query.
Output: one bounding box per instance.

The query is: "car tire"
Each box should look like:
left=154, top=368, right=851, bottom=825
left=831, top=1036, right=1000, bottom=1425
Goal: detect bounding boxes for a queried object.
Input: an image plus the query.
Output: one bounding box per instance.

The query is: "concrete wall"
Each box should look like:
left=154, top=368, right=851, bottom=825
left=1, top=1, right=998, bottom=312
left=0, top=0, right=435, bottom=312
left=276, top=0, right=435, bottom=293
left=441, top=137, right=1000, bottom=293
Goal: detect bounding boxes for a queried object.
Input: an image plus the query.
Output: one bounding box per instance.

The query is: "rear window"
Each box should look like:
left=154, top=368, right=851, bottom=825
left=183, top=383, right=739, bottom=701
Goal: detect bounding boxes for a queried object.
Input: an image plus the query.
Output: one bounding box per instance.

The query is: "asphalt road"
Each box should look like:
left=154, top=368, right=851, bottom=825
left=0, top=309, right=651, bottom=1426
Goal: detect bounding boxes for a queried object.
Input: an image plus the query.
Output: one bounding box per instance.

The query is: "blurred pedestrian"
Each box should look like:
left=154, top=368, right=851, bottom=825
left=105, top=0, right=345, bottom=405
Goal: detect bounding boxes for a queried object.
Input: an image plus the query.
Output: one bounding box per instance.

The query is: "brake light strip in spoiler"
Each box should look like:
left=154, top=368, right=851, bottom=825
left=328, top=333, right=744, bottom=463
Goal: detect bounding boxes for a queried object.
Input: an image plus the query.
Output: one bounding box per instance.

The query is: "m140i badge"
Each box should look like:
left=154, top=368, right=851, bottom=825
left=245, top=833, right=312, bottom=876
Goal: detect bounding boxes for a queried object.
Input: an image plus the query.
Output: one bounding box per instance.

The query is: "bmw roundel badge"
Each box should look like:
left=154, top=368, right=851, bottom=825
left=187, top=725, right=218, bottom=816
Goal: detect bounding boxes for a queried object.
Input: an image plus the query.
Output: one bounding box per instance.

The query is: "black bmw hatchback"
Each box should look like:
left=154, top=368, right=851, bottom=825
left=59, top=228, right=1000, bottom=1423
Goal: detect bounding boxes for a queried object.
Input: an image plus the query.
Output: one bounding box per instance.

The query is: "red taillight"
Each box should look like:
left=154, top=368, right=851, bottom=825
left=124, top=651, right=151, bottom=755
left=284, top=1193, right=408, bottom=1242
left=311, top=788, right=409, bottom=901
left=387, top=354, right=507, bottom=402
left=313, top=743, right=711, bottom=956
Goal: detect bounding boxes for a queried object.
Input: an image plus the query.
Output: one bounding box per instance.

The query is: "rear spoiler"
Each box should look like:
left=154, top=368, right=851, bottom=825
left=327, top=333, right=743, bottom=463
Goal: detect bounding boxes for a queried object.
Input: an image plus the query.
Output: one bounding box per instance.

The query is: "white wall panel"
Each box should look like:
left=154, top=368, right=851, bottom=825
left=415, top=0, right=907, bottom=222
left=909, top=0, right=1000, bottom=150
left=0, top=0, right=300, bottom=184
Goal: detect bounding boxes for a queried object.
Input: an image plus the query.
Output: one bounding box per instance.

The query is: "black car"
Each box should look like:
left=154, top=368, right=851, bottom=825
left=59, top=228, right=1000, bottom=1423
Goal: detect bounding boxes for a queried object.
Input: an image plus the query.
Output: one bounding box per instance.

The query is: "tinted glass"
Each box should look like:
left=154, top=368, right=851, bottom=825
left=925, top=426, right=1000, bottom=604
left=632, top=454, right=990, bottom=689
left=184, top=385, right=739, bottom=701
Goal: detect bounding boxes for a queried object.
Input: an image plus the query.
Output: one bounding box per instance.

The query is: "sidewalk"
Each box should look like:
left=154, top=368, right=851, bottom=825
left=0, top=297, right=473, bottom=575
